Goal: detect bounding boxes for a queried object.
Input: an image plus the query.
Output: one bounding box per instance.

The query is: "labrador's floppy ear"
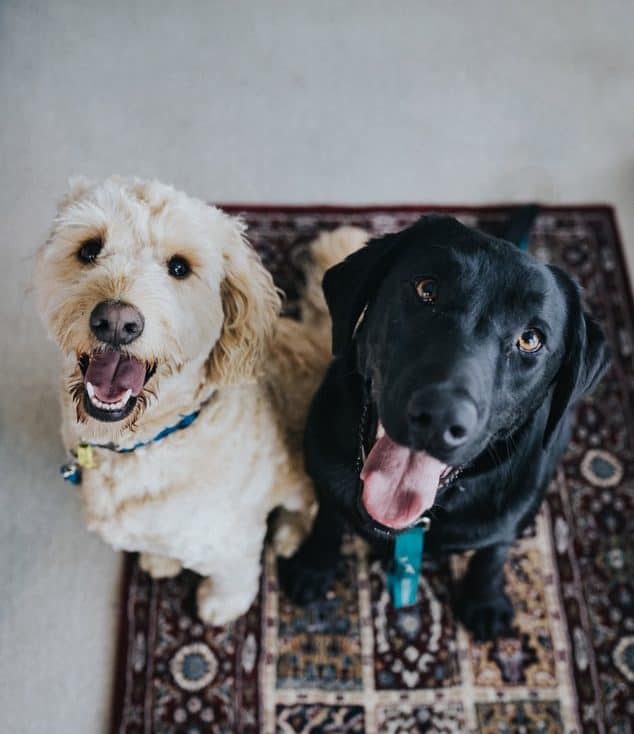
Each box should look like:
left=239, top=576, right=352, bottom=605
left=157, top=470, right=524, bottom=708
left=323, top=213, right=475, bottom=356
left=322, top=231, right=401, bottom=357
left=543, top=265, right=610, bottom=446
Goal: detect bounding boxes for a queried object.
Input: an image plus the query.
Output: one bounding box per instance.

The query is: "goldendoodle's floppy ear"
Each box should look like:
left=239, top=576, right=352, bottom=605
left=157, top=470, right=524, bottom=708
left=543, top=265, right=610, bottom=446
left=207, top=220, right=281, bottom=384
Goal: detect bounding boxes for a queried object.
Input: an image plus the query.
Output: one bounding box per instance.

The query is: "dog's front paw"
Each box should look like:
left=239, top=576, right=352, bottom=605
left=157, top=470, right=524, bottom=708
left=277, top=552, right=337, bottom=606
left=196, top=578, right=255, bottom=626
left=456, top=590, right=514, bottom=641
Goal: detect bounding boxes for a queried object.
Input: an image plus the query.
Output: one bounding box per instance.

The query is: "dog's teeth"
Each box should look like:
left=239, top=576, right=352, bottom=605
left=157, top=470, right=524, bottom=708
left=86, top=386, right=133, bottom=412
left=377, top=422, right=385, bottom=439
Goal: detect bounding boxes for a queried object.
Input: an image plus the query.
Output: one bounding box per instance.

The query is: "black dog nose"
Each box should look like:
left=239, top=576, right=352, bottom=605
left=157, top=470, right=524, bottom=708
left=89, top=300, right=144, bottom=346
left=408, top=387, right=478, bottom=449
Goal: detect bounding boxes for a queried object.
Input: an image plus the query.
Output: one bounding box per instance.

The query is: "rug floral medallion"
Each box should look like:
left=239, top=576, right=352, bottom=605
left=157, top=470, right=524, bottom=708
left=113, top=206, right=633, bottom=734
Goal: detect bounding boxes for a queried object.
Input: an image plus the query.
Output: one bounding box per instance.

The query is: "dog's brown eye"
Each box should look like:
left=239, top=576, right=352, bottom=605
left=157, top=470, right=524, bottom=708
left=77, top=237, right=103, bottom=264
left=414, top=277, right=438, bottom=303
left=167, top=255, right=191, bottom=279
left=517, top=328, right=544, bottom=353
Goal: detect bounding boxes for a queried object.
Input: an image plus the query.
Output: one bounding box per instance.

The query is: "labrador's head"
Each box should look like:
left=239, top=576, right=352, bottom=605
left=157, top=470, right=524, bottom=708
left=324, top=214, right=609, bottom=530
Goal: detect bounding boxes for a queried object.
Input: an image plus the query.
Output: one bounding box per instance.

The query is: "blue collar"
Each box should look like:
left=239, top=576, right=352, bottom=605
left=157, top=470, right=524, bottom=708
left=61, top=407, right=203, bottom=484
left=90, top=409, right=201, bottom=453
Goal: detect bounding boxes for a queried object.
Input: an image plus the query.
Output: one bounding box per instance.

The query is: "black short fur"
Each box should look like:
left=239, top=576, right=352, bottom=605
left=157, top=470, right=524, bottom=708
left=279, top=214, right=610, bottom=640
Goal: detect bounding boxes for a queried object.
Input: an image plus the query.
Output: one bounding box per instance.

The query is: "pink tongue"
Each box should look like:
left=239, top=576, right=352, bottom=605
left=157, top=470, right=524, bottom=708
left=360, top=433, right=447, bottom=529
left=84, top=352, right=146, bottom=403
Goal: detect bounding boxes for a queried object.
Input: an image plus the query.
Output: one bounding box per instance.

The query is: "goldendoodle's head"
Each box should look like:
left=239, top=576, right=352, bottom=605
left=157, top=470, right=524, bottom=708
left=35, top=177, right=280, bottom=439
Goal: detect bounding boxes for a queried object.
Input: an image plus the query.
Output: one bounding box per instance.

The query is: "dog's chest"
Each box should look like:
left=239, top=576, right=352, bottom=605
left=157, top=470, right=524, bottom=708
left=78, top=396, right=283, bottom=549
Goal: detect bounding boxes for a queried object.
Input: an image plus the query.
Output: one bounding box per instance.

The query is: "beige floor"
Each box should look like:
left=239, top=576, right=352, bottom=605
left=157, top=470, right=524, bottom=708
left=1, top=2, right=633, bottom=732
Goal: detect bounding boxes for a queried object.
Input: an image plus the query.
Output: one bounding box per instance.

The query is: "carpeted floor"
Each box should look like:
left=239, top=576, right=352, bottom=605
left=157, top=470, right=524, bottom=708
left=112, top=206, right=633, bottom=734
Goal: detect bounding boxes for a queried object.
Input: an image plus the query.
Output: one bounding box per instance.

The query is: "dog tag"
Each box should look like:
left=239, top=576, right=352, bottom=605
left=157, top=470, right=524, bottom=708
left=61, top=460, right=81, bottom=485
left=388, top=519, right=429, bottom=608
left=77, top=444, right=95, bottom=469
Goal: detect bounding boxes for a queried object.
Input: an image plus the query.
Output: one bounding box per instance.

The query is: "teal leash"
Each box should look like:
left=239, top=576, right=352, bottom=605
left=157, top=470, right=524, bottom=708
left=388, top=517, right=430, bottom=608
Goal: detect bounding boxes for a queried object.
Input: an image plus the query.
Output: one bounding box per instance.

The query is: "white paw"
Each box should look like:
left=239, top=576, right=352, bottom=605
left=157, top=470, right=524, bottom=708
left=196, top=578, right=256, bottom=626
left=139, top=553, right=182, bottom=579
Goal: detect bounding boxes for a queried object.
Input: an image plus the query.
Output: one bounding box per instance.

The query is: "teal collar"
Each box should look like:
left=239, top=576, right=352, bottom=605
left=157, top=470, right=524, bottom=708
left=61, top=406, right=204, bottom=485
left=89, top=409, right=201, bottom=454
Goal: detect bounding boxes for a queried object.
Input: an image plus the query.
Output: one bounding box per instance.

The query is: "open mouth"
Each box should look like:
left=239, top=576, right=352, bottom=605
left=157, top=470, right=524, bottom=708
left=78, top=351, right=156, bottom=422
left=359, top=417, right=461, bottom=532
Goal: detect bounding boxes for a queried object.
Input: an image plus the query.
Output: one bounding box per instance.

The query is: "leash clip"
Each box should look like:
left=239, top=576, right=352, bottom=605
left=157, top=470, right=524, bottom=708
left=416, top=515, right=431, bottom=531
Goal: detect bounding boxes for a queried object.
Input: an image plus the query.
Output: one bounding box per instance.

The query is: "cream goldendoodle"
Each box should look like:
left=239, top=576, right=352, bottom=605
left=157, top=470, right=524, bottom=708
left=35, top=176, right=366, bottom=624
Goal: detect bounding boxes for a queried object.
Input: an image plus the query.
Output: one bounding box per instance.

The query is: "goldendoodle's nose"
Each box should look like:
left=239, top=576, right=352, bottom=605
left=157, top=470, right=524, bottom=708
left=89, top=300, right=145, bottom=346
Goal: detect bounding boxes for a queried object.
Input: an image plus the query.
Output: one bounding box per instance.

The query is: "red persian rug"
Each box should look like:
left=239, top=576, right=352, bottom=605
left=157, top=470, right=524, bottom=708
left=112, top=206, right=633, bottom=734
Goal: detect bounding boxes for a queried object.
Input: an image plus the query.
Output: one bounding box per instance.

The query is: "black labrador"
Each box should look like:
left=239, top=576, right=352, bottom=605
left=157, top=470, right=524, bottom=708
left=279, top=214, right=609, bottom=640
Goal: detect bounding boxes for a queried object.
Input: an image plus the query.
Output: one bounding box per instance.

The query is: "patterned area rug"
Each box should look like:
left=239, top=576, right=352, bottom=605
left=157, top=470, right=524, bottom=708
left=112, top=206, right=633, bottom=734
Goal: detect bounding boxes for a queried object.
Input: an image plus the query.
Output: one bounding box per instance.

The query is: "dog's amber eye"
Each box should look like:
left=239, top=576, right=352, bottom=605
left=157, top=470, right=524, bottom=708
left=77, top=237, right=103, bottom=264
left=517, top=328, right=543, bottom=353
left=414, top=277, right=438, bottom=303
left=167, top=255, right=191, bottom=279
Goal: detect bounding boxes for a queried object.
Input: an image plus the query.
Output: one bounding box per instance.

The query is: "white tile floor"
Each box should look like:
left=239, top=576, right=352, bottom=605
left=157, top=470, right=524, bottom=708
left=1, top=2, right=633, bottom=731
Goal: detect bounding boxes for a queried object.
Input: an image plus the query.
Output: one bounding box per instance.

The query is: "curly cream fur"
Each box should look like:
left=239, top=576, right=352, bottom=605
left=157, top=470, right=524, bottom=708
left=206, top=240, right=281, bottom=385
left=35, top=176, right=366, bottom=624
